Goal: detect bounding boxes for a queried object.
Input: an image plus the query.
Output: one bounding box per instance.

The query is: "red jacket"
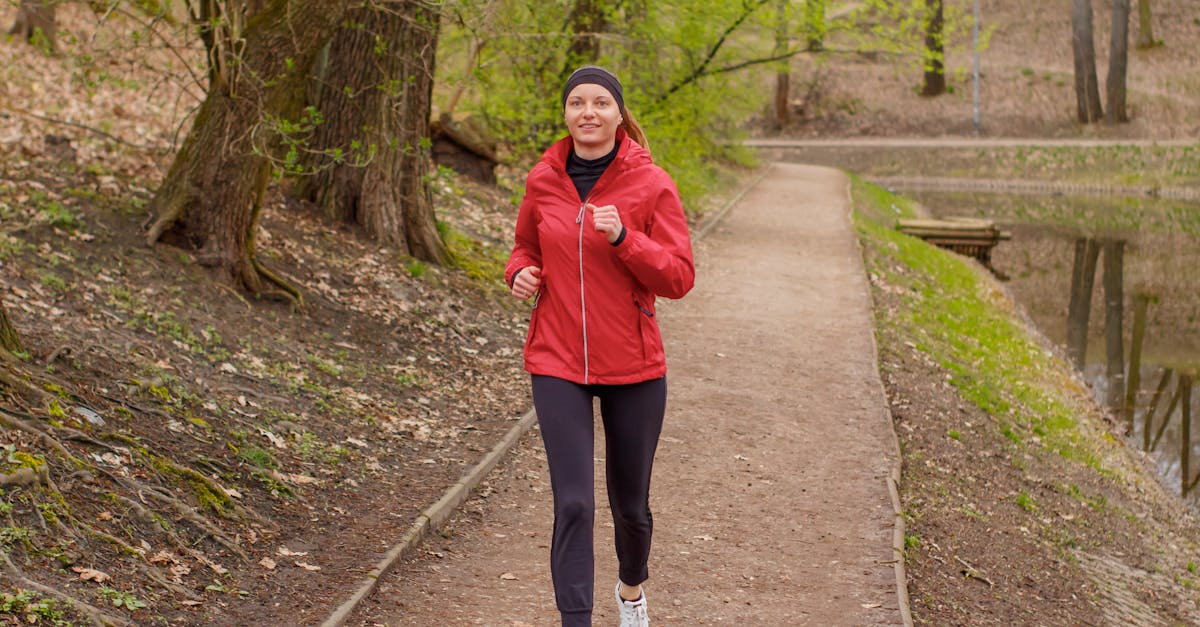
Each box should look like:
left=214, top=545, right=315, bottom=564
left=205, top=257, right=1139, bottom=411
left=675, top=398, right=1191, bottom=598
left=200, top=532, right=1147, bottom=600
left=506, top=130, right=695, bottom=385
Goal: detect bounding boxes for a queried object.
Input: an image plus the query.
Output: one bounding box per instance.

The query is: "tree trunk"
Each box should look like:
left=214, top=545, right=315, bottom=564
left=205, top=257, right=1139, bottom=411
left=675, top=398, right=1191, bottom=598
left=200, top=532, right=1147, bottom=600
left=1124, top=293, right=1149, bottom=431
left=1135, top=0, right=1155, bottom=48
left=147, top=0, right=350, bottom=292
left=564, top=0, right=607, bottom=76
left=8, top=0, right=56, bottom=53
left=1066, top=237, right=1100, bottom=369
left=1106, top=0, right=1131, bottom=123
left=0, top=299, right=21, bottom=355
left=1071, top=0, right=1104, bottom=123
left=921, top=0, right=946, bottom=97
left=296, top=1, right=446, bottom=262
left=1102, top=239, right=1125, bottom=410
left=773, top=0, right=790, bottom=128
left=192, top=0, right=270, bottom=92
left=804, top=0, right=824, bottom=52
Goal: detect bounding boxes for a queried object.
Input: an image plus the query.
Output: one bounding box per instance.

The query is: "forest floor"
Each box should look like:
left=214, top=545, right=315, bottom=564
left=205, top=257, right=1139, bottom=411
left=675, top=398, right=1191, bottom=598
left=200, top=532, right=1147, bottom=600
left=1, top=0, right=1199, bottom=625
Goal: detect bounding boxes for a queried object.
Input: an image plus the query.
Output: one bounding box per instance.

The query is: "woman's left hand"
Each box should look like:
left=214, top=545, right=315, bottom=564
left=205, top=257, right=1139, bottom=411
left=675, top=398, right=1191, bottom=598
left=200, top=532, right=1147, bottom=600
left=588, top=203, right=623, bottom=244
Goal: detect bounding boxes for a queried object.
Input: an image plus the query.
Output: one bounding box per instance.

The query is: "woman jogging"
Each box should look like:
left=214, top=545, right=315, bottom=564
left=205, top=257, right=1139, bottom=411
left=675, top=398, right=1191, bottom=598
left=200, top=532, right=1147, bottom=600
left=505, top=65, right=695, bottom=626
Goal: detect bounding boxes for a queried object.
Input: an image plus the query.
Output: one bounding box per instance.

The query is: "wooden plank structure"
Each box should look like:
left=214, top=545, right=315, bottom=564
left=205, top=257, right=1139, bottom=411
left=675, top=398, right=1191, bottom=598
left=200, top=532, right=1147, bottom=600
left=896, top=217, right=1012, bottom=267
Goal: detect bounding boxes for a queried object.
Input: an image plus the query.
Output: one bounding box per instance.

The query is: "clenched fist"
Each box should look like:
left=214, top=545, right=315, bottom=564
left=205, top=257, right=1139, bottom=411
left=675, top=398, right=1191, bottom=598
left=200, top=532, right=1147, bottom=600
left=588, top=203, right=623, bottom=244
left=511, top=265, right=542, bottom=300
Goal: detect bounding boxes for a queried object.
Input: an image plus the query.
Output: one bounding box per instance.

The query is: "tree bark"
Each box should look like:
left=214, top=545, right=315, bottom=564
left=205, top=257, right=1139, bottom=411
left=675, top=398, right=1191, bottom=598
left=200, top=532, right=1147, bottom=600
left=773, top=0, right=790, bottom=128
left=921, top=0, right=946, bottom=97
left=8, top=0, right=56, bottom=53
left=1071, top=0, right=1104, bottom=123
left=0, top=299, right=21, bottom=355
left=1102, top=239, right=1125, bottom=410
left=1135, top=0, right=1155, bottom=48
left=1106, top=0, right=1131, bottom=123
left=148, top=0, right=351, bottom=292
left=295, top=2, right=447, bottom=262
left=1066, top=238, right=1100, bottom=369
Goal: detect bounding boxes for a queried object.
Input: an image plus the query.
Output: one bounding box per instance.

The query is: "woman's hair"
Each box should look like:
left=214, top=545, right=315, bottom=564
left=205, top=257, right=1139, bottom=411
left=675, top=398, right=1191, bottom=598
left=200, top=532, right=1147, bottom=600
left=562, top=65, right=651, bottom=155
left=620, top=108, right=650, bottom=155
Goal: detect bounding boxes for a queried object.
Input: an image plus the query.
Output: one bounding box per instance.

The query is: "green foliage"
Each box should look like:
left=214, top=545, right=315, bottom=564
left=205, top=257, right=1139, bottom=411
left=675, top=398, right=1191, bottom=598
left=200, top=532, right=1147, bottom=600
left=1015, top=491, right=1037, bottom=512
left=99, top=586, right=148, bottom=611
left=0, top=590, right=70, bottom=625
left=438, top=0, right=764, bottom=202
left=849, top=0, right=992, bottom=83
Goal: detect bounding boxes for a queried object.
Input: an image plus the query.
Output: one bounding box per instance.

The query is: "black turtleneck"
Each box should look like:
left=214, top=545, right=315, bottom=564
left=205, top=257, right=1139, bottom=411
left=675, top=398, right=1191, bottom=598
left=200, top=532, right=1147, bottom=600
left=566, top=142, right=620, bottom=201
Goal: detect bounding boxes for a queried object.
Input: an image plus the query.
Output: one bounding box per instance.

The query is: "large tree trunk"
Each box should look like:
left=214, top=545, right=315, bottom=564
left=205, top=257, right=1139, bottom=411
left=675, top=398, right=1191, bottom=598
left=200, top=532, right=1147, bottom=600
left=147, top=0, right=350, bottom=292
left=773, top=0, right=790, bottom=129
left=0, top=299, right=21, bottom=355
left=1071, top=0, right=1104, bottom=123
left=1066, top=237, right=1100, bottom=369
left=294, top=1, right=447, bottom=262
left=921, top=0, right=946, bottom=97
left=1106, top=0, right=1131, bottom=123
left=1102, top=239, right=1125, bottom=410
left=8, top=0, right=56, bottom=53
left=1135, top=0, right=1156, bottom=48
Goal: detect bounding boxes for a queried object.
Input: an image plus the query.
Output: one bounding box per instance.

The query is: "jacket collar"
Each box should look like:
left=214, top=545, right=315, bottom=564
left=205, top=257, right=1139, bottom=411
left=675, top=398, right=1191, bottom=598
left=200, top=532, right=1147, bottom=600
left=542, top=128, right=650, bottom=174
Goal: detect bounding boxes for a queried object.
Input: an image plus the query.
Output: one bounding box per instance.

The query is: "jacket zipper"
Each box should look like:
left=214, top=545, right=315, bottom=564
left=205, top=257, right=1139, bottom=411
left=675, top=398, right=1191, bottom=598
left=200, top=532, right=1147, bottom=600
left=575, top=201, right=589, bottom=383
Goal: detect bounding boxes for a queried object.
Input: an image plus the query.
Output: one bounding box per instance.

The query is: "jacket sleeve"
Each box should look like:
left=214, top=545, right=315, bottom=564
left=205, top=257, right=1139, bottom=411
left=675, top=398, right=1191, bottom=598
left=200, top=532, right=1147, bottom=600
left=614, top=177, right=695, bottom=299
left=505, top=173, right=542, bottom=287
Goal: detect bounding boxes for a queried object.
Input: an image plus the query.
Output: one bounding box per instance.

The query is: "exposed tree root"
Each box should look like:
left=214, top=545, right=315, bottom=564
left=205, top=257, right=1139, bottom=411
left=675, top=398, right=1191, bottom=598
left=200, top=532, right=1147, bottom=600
left=1, top=550, right=132, bottom=627
left=251, top=256, right=304, bottom=311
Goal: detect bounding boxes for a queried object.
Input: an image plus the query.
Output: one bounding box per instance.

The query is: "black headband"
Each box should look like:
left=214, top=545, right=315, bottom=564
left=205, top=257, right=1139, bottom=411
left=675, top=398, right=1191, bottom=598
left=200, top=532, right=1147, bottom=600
left=561, top=66, right=625, bottom=113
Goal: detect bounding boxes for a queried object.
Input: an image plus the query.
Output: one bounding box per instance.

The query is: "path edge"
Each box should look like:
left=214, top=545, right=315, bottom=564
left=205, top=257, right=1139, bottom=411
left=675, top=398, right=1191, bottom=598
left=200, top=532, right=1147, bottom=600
left=320, top=163, right=775, bottom=627
left=840, top=172, right=915, bottom=627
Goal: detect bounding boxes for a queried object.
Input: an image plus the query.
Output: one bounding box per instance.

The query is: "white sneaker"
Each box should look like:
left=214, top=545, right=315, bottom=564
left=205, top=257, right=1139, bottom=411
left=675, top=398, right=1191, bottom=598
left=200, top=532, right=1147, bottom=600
left=615, top=581, right=649, bottom=627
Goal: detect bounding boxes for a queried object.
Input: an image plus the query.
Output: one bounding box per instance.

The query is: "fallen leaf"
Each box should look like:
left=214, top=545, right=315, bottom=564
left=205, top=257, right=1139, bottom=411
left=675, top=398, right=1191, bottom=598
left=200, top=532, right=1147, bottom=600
left=181, top=600, right=203, bottom=607
left=277, top=547, right=308, bottom=557
left=96, top=511, right=114, bottom=521
left=499, top=572, right=518, bottom=580
left=861, top=603, right=882, bottom=609
left=149, top=551, right=177, bottom=565
left=72, top=567, right=111, bottom=583
left=259, top=557, right=277, bottom=570
left=295, top=561, right=321, bottom=571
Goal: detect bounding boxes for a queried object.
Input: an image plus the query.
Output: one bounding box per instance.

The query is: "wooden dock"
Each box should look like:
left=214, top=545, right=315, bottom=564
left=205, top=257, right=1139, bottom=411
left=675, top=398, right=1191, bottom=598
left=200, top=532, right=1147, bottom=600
left=896, top=217, right=1011, bottom=267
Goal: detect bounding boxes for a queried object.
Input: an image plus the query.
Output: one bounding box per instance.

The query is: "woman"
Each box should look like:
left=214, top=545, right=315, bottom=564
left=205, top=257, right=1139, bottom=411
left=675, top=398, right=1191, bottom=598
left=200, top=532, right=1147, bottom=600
left=506, top=65, right=695, bottom=626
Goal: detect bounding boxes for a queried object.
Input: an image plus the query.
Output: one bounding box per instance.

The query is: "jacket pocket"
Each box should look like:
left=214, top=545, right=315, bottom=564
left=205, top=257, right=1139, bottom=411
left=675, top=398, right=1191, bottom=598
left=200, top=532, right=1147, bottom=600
left=525, top=306, right=540, bottom=349
left=633, top=296, right=662, bottom=363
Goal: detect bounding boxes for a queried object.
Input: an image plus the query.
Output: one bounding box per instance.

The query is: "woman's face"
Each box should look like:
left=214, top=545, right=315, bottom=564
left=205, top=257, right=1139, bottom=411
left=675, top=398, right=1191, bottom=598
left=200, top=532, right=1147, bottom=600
left=564, top=83, right=621, bottom=158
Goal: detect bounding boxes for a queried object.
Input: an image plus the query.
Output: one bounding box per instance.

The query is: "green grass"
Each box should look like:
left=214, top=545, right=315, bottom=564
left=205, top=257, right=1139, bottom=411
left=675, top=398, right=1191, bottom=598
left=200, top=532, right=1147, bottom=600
left=851, top=175, right=1108, bottom=472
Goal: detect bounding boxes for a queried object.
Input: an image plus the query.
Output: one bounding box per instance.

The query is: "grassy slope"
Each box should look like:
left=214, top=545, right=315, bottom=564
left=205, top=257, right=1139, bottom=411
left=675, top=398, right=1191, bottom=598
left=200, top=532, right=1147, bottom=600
left=851, top=177, right=1200, bottom=623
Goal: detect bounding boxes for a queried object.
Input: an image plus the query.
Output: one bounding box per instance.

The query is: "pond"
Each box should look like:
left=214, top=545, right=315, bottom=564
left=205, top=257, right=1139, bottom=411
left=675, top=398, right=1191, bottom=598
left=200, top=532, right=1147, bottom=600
left=898, top=188, right=1200, bottom=507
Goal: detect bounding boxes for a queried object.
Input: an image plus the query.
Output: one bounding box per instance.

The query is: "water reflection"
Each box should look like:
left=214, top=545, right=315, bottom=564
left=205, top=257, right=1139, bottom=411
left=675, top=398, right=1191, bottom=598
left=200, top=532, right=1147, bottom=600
left=902, top=189, right=1200, bottom=505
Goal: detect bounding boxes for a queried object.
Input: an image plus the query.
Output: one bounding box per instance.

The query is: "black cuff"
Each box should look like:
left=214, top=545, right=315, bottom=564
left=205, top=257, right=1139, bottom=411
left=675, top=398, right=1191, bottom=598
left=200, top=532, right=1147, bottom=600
left=610, top=226, right=627, bottom=247
left=509, top=267, right=524, bottom=288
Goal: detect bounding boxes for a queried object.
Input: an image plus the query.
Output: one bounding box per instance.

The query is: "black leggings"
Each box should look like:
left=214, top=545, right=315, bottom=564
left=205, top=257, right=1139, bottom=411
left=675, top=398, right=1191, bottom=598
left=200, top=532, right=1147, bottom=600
left=531, top=374, right=667, bottom=627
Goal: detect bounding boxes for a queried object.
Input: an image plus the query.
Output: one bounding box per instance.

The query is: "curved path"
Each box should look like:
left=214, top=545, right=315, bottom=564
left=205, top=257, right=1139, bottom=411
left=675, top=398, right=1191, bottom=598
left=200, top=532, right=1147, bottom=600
left=745, top=137, right=1199, bottom=148
left=347, top=164, right=905, bottom=625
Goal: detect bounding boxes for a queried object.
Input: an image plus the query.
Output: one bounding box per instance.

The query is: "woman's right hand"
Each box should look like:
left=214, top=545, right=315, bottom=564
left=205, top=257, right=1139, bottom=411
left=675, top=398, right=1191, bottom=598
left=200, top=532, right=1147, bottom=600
left=511, top=266, right=542, bottom=300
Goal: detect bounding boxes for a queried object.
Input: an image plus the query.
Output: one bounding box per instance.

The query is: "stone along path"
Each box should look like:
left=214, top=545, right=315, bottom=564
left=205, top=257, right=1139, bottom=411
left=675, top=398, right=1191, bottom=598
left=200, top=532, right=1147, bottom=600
left=349, top=164, right=905, bottom=625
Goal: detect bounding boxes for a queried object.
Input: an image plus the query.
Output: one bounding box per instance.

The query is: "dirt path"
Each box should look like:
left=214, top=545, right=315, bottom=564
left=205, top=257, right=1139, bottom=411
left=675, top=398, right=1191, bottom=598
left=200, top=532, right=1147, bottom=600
left=348, top=164, right=904, bottom=625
